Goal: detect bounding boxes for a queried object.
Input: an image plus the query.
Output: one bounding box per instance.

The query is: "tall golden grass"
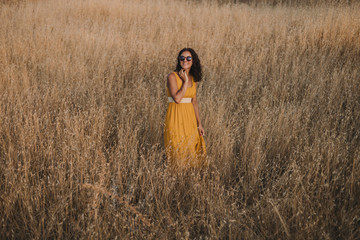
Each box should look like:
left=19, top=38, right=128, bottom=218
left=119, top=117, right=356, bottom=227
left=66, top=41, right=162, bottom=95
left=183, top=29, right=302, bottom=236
left=0, top=0, right=359, bottom=238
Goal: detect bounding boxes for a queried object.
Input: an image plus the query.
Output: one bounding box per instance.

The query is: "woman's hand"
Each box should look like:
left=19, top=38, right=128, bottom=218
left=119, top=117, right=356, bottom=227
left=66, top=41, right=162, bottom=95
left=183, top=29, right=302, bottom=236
left=198, top=125, right=205, bottom=136
left=179, top=69, right=189, bottom=85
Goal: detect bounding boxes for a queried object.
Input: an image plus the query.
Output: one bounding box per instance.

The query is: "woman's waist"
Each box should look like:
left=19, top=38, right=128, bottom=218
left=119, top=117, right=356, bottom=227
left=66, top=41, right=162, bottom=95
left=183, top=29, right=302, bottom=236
left=167, top=97, right=192, bottom=103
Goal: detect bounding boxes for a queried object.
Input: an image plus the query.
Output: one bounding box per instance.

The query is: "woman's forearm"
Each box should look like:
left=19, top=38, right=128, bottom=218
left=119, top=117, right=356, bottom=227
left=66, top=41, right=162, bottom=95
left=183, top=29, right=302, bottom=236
left=172, top=84, right=188, bottom=103
left=192, top=100, right=202, bottom=126
left=167, top=73, right=189, bottom=104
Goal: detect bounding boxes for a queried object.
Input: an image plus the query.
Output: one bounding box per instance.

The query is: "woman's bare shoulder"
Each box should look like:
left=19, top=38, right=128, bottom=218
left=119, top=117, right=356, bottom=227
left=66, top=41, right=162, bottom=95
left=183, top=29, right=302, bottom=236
left=167, top=72, right=177, bottom=81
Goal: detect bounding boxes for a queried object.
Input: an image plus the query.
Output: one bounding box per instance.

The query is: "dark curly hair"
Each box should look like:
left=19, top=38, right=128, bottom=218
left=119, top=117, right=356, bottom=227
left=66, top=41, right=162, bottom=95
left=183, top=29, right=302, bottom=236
left=175, top=48, right=203, bottom=82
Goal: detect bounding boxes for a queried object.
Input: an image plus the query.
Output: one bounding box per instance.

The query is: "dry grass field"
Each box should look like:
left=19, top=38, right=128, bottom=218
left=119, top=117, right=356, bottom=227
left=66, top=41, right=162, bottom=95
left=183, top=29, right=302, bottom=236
left=1, top=0, right=360, bottom=238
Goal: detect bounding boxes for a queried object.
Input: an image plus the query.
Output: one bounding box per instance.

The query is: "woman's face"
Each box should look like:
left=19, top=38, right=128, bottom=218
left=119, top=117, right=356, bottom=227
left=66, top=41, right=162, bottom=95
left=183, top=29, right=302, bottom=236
left=179, top=51, right=193, bottom=70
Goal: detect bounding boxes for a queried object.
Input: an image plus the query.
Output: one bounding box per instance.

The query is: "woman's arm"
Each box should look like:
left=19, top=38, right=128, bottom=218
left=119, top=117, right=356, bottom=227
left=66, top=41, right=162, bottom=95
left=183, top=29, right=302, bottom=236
left=167, top=72, right=189, bottom=104
left=192, top=83, right=205, bottom=136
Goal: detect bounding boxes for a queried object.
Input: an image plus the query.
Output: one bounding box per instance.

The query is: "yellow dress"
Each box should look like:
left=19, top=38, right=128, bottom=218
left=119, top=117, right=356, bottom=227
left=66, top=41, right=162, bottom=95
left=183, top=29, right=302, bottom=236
left=164, top=72, right=207, bottom=169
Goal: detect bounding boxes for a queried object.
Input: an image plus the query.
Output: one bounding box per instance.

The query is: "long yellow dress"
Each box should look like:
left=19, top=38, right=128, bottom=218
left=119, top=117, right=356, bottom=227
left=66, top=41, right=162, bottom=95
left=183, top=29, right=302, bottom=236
left=164, top=72, right=207, bottom=169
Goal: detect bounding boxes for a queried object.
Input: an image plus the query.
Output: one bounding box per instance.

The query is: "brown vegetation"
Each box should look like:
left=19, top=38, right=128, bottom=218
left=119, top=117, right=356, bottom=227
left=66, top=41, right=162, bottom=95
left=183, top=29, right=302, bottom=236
left=0, top=0, right=359, bottom=238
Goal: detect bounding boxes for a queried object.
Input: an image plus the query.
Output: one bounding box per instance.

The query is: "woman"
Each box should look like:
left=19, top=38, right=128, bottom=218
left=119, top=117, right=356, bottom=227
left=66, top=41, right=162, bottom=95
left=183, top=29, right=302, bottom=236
left=164, top=48, right=207, bottom=169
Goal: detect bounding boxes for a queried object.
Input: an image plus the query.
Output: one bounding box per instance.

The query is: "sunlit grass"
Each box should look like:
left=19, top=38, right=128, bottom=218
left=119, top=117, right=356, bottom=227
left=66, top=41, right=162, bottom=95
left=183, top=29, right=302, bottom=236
left=0, top=0, right=359, bottom=238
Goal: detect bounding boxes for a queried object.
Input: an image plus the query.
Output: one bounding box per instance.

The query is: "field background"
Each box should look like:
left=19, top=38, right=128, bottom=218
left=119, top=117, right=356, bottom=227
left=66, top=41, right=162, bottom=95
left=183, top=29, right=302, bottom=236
left=1, top=0, right=360, bottom=239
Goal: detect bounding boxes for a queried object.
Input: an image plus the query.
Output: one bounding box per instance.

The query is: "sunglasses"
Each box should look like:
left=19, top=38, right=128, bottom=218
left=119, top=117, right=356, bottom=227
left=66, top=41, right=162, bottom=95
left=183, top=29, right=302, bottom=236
left=179, top=56, right=192, bottom=62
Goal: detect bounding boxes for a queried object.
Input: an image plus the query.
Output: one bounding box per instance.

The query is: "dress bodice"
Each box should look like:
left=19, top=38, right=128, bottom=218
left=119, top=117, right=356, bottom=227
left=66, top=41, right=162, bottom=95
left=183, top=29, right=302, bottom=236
left=167, top=72, right=196, bottom=98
